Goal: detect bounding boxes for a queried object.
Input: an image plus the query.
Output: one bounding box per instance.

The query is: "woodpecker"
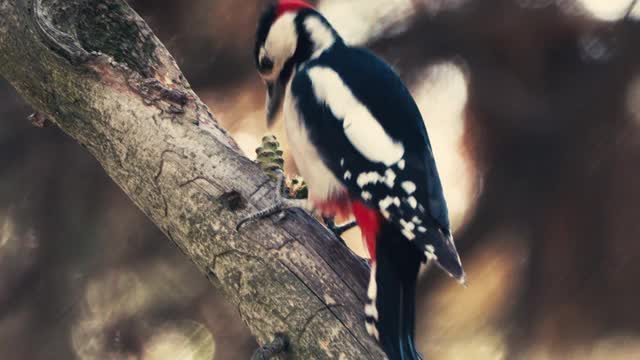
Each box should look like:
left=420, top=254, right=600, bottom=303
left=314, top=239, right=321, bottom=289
left=251, top=1, right=465, bottom=359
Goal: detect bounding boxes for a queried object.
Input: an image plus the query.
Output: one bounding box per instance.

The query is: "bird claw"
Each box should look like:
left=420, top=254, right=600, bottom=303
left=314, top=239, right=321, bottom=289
left=236, top=171, right=311, bottom=231
left=322, top=216, right=357, bottom=237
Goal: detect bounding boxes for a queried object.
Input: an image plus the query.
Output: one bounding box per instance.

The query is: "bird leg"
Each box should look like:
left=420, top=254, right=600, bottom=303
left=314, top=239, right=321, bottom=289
left=322, top=216, right=357, bottom=237
left=236, top=171, right=359, bottom=247
left=237, top=171, right=313, bottom=231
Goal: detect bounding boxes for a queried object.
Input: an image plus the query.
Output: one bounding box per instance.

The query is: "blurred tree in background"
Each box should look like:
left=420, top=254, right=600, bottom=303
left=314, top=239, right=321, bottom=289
left=1, top=0, right=640, bottom=359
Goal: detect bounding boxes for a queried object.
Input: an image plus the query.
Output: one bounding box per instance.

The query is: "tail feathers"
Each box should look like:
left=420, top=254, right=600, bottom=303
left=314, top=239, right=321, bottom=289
left=418, top=227, right=465, bottom=283
left=366, top=222, right=423, bottom=360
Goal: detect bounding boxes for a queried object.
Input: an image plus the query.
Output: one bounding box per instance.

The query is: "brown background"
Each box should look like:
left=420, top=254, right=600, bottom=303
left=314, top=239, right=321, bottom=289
left=1, top=0, right=640, bottom=359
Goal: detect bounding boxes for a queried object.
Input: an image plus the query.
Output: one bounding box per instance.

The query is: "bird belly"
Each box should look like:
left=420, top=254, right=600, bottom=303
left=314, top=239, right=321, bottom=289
left=283, top=86, right=348, bottom=215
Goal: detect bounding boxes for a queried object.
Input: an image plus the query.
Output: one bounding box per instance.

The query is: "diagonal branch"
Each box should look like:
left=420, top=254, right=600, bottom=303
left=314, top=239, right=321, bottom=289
left=0, top=0, right=384, bottom=358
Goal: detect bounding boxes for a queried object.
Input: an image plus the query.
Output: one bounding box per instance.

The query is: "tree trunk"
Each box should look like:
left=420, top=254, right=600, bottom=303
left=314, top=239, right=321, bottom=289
left=0, top=0, right=384, bottom=358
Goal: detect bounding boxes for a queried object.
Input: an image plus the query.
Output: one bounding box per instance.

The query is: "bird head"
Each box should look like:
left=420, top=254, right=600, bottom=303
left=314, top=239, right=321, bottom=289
left=254, top=0, right=336, bottom=126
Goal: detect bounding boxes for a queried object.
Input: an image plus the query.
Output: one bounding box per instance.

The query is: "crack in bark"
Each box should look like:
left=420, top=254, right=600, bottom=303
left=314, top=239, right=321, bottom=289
left=211, top=248, right=264, bottom=271
left=296, top=303, right=344, bottom=343
left=281, top=219, right=370, bottom=303
left=267, top=238, right=295, bottom=252
left=248, top=178, right=273, bottom=198
left=154, top=149, right=185, bottom=217
left=178, top=175, right=221, bottom=191
left=278, top=261, right=371, bottom=356
left=128, top=77, right=191, bottom=110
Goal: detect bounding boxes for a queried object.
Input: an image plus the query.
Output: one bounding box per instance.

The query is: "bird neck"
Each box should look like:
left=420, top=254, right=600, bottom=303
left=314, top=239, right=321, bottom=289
left=294, top=11, right=343, bottom=64
left=278, top=12, right=343, bottom=90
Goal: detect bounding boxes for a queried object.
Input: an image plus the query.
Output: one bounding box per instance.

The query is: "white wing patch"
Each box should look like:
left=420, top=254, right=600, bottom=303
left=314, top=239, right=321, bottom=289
left=307, top=67, right=405, bottom=166
left=304, top=17, right=336, bottom=59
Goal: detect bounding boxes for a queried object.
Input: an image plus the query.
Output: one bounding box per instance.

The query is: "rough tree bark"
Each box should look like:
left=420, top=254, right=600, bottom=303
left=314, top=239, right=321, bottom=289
left=0, top=0, right=385, bottom=358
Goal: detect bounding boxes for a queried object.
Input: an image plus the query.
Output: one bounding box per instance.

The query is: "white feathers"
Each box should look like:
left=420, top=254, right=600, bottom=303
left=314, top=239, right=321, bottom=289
left=355, top=168, right=399, bottom=192
left=446, top=232, right=465, bottom=278
left=284, top=84, right=346, bottom=202
left=262, top=13, right=298, bottom=82
left=307, top=67, right=405, bottom=166
left=304, top=16, right=336, bottom=58
left=400, top=219, right=415, bottom=231
left=400, top=219, right=416, bottom=240
left=407, top=196, right=418, bottom=209
left=383, top=168, right=396, bottom=188
left=367, top=262, right=378, bottom=299
left=364, top=303, right=379, bottom=320
left=356, top=171, right=382, bottom=188
left=401, top=181, right=416, bottom=195
left=402, top=229, right=416, bottom=240
left=425, top=244, right=437, bottom=260
left=378, top=196, right=394, bottom=211
left=397, top=159, right=406, bottom=170
left=361, top=191, right=373, bottom=201
left=365, top=322, right=380, bottom=340
left=344, top=170, right=352, bottom=180
left=365, top=263, right=380, bottom=340
left=378, top=196, right=397, bottom=220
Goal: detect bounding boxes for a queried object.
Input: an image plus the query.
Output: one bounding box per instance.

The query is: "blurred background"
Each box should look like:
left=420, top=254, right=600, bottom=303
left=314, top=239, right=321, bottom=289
left=2, top=0, right=640, bottom=359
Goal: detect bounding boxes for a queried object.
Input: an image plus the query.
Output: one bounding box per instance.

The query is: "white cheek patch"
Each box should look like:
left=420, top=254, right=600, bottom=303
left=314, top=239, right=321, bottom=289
left=307, top=66, right=405, bottom=166
left=263, top=13, right=298, bottom=81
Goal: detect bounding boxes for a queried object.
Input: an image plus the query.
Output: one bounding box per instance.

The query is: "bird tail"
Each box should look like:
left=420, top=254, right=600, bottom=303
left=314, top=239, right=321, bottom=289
left=418, top=227, right=465, bottom=284
left=365, top=220, right=423, bottom=360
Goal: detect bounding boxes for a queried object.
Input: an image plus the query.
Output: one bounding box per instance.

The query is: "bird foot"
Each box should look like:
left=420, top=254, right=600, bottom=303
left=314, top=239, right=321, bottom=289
left=322, top=216, right=357, bottom=241
left=237, top=171, right=313, bottom=231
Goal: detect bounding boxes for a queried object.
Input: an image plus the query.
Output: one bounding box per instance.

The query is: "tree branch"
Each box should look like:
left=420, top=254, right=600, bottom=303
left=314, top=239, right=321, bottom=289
left=0, top=0, right=384, bottom=358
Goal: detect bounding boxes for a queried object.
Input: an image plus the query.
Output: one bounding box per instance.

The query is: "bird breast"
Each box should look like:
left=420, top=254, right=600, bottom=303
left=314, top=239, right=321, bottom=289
left=283, top=81, right=348, bottom=213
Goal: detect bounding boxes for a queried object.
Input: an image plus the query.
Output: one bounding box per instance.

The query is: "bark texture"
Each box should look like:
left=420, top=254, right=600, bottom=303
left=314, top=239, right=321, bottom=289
left=0, top=0, right=384, bottom=358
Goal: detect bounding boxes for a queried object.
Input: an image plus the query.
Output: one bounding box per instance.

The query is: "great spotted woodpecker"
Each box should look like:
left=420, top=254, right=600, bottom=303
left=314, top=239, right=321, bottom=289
left=250, top=1, right=465, bottom=359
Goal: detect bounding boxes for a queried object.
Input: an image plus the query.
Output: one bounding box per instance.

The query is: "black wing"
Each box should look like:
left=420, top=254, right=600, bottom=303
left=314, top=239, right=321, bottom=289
left=291, top=45, right=464, bottom=279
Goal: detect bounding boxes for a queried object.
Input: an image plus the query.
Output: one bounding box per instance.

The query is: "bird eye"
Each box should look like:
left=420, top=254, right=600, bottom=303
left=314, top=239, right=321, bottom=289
left=259, top=57, right=274, bottom=74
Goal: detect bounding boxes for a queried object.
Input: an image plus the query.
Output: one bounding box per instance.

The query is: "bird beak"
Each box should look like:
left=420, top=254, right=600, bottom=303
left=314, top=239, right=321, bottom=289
left=265, top=79, right=285, bottom=127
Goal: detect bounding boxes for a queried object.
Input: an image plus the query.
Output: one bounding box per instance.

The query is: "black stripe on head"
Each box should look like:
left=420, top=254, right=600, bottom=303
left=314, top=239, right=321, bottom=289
left=254, top=4, right=277, bottom=67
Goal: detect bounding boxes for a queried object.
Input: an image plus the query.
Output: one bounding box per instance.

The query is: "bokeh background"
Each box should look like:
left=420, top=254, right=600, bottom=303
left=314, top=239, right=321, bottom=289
left=2, top=0, right=640, bottom=359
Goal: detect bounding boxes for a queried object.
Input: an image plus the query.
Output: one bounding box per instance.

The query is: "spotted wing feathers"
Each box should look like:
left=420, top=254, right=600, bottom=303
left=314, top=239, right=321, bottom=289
left=290, top=48, right=464, bottom=280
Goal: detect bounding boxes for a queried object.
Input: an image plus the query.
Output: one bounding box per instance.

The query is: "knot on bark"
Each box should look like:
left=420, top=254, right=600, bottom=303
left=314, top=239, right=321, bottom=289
left=219, top=190, right=247, bottom=212
left=251, top=333, right=290, bottom=360
left=28, top=112, right=53, bottom=128
left=29, top=0, right=158, bottom=77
